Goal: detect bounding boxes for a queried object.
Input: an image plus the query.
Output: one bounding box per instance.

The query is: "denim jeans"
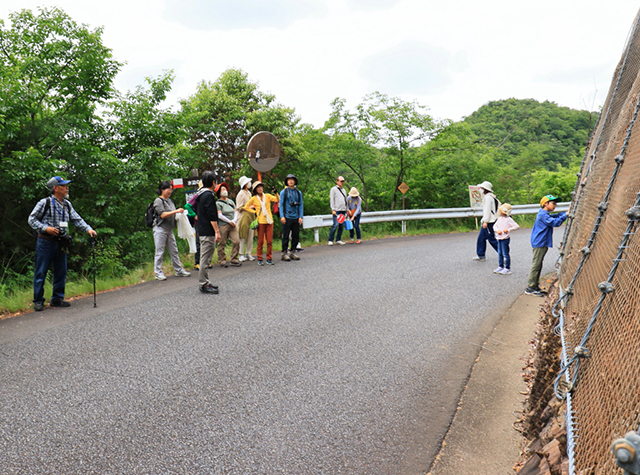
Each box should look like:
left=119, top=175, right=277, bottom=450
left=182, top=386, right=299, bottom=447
left=497, top=238, right=511, bottom=269
left=476, top=222, right=498, bottom=257
left=33, top=237, right=67, bottom=304
left=329, top=212, right=346, bottom=242
left=349, top=214, right=361, bottom=240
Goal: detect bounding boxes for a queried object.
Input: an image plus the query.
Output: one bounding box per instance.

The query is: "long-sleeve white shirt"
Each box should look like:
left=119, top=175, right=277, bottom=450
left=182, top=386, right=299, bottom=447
left=481, top=192, right=499, bottom=224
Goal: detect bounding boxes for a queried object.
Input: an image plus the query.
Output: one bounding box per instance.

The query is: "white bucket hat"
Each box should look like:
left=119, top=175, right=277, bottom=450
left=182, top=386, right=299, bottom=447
left=477, top=181, right=493, bottom=192
left=239, top=176, right=252, bottom=190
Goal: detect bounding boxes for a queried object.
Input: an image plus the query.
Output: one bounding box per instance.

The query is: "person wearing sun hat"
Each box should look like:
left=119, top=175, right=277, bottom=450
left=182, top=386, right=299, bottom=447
left=525, top=194, right=567, bottom=296
left=235, top=176, right=255, bottom=262
left=346, top=186, right=363, bottom=244
left=493, top=203, right=519, bottom=275
left=215, top=182, right=241, bottom=267
left=243, top=181, right=279, bottom=265
left=472, top=181, right=500, bottom=261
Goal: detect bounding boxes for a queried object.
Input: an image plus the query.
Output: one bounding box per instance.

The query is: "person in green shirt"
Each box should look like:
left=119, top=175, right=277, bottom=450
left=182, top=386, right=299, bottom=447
left=215, top=183, right=241, bottom=267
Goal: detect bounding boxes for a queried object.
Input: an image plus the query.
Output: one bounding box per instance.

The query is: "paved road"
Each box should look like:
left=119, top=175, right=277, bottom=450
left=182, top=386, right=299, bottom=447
left=0, top=230, right=557, bottom=474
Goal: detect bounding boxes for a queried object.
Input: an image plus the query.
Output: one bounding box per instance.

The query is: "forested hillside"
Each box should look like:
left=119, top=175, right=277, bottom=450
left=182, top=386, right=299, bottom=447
left=0, top=7, right=597, bottom=287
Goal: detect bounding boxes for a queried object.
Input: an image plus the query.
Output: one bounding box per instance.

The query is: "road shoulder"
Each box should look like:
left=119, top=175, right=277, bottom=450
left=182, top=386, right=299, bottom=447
left=427, top=293, right=542, bottom=474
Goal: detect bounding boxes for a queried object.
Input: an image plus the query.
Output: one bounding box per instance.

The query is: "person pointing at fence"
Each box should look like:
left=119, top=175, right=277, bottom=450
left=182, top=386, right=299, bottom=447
left=28, top=176, right=97, bottom=312
left=328, top=176, right=348, bottom=246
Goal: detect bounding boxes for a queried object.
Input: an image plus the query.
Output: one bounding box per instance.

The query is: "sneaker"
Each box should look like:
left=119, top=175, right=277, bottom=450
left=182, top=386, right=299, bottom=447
left=472, top=256, right=486, bottom=261
left=34, top=302, right=45, bottom=312
left=155, top=275, right=167, bottom=281
left=282, top=252, right=291, bottom=261
left=266, top=259, right=274, bottom=265
left=337, top=241, right=346, bottom=245
left=525, top=287, right=545, bottom=296
left=229, top=260, right=241, bottom=267
left=356, top=240, right=362, bottom=244
left=238, top=255, right=247, bottom=262
left=175, top=270, right=191, bottom=277
left=247, top=254, right=255, bottom=261
left=328, top=241, right=334, bottom=246
left=533, top=286, right=548, bottom=294
left=50, top=300, right=71, bottom=307
left=257, top=260, right=264, bottom=266
left=500, top=268, right=512, bottom=275
left=290, top=252, right=300, bottom=260
left=194, top=264, right=200, bottom=270
left=350, top=240, right=354, bottom=244
left=493, top=267, right=504, bottom=274
left=199, top=284, right=219, bottom=294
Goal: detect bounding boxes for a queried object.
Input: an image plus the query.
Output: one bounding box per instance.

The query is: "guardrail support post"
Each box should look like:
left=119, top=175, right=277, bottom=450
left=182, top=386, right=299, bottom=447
left=402, top=220, right=406, bottom=235
left=314, top=228, right=319, bottom=243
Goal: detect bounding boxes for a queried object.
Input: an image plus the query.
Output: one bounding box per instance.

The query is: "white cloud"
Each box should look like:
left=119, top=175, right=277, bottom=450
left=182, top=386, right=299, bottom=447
left=347, top=0, right=403, bottom=11
left=360, top=41, right=468, bottom=95
left=163, top=0, right=328, bottom=31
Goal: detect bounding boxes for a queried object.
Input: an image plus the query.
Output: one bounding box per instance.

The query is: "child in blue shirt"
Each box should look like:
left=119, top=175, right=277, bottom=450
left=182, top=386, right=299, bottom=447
left=525, top=195, right=567, bottom=296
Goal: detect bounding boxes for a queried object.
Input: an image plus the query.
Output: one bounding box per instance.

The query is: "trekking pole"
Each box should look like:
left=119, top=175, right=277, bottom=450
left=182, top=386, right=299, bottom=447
left=91, top=236, right=97, bottom=307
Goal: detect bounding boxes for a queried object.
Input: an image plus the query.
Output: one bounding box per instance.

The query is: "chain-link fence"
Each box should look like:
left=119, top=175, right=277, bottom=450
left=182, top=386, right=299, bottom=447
left=553, top=8, right=640, bottom=474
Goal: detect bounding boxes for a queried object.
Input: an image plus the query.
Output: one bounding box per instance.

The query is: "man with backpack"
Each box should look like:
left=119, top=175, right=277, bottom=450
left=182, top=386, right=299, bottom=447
left=280, top=174, right=303, bottom=261
left=28, top=176, right=96, bottom=311
left=473, top=181, right=500, bottom=262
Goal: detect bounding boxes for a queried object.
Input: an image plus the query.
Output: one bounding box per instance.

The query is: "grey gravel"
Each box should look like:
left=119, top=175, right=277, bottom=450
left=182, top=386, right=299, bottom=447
left=0, top=230, right=557, bottom=474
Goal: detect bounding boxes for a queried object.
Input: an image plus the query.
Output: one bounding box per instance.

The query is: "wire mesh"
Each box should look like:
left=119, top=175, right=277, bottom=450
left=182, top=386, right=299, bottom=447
left=555, top=8, right=640, bottom=474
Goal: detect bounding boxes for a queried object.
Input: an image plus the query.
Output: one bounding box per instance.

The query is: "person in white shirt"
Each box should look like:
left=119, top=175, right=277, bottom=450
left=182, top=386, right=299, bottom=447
left=473, top=181, right=500, bottom=261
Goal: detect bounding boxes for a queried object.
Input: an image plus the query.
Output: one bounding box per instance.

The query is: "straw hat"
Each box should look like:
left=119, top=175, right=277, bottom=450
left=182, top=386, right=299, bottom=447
left=348, top=187, right=359, bottom=197
left=499, top=203, right=512, bottom=217
left=251, top=181, right=264, bottom=194
left=477, top=181, right=493, bottom=192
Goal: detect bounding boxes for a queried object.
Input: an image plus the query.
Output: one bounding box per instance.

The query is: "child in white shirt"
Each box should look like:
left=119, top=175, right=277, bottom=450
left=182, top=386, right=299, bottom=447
left=493, top=203, right=520, bottom=275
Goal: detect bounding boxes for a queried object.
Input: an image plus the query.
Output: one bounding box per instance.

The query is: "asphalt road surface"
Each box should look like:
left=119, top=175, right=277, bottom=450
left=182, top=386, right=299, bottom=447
left=0, top=230, right=557, bottom=474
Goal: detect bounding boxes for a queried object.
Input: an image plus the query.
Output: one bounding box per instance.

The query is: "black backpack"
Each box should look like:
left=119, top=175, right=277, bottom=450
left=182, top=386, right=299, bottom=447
left=144, top=201, right=156, bottom=228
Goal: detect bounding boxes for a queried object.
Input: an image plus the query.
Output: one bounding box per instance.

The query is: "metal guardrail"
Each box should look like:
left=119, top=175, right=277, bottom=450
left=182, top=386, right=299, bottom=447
left=302, top=202, right=570, bottom=242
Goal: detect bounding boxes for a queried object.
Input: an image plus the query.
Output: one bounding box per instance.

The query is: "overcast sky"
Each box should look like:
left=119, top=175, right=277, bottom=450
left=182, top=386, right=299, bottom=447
left=3, top=0, right=639, bottom=127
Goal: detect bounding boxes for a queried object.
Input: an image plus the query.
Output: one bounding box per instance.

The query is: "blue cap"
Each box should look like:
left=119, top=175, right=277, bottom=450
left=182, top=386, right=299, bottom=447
left=47, top=176, right=72, bottom=190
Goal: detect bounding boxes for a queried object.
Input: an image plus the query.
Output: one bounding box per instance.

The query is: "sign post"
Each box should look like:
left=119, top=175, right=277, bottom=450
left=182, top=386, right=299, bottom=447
left=468, top=185, right=483, bottom=229
left=398, top=182, right=409, bottom=234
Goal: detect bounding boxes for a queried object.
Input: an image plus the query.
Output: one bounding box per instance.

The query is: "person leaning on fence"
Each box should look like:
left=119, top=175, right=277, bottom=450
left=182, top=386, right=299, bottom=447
left=280, top=174, right=303, bottom=261
left=215, top=182, right=241, bottom=267
left=196, top=171, right=222, bottom=294
left=28, top=176, right=97, bottom=311
left=243, top=181, right=279, bottom=266
left=493, top=203, right=519, bottom=275
left=525, top=195, right=567, bottom=297
left=152, top=181, right=191, bottom=281
left=328, top=176, right=348, bottom=245
left=347, top=187, right=362, bottom=244
left=235, top=176, right=255, bottom=262
left=472, top=181, right=500, bottom=261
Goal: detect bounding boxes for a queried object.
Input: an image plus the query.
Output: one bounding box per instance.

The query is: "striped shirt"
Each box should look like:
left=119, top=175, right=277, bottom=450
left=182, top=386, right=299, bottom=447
left=28, top=196, right=92, bottom=235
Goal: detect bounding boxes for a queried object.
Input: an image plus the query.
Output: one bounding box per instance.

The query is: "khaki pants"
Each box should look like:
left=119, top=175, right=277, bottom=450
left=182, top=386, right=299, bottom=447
left=218, top=224, right=240, bottom=263
left=527, top=247, right=548, bottom=288
left=199, top=236, right=216, bottom=286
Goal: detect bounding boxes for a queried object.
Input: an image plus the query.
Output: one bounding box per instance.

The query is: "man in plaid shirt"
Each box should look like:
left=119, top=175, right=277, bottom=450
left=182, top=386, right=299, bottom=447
left=28, top=176, right=97, bottom=311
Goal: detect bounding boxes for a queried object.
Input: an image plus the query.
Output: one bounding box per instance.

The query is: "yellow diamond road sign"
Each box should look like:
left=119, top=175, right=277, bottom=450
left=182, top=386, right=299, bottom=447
left=398, top=182, right=409, bottom=194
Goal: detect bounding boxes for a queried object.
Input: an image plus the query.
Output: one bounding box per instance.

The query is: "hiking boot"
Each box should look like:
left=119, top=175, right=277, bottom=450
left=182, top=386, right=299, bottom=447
left=257, top=260, right=264, bottom=266
left=282, top=252, right=291, bottom=261
left=229, top=260, right=241, bottom=267
left=194, top=264, right=200, bottom=270
left=290, top=253, right=300, bottom=260
left=175, top=270, right=191, bottom=277
left=350, top=239, right=354, bottom=244
left=50, top=300, right=71, bottom=307
left=219, top=261, right=228, bottom=268
left=356, top=240, right=362, bottom=244
left=266, top=259, right=274, bottom=265
left=34, top=302, right=45, bottom=311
